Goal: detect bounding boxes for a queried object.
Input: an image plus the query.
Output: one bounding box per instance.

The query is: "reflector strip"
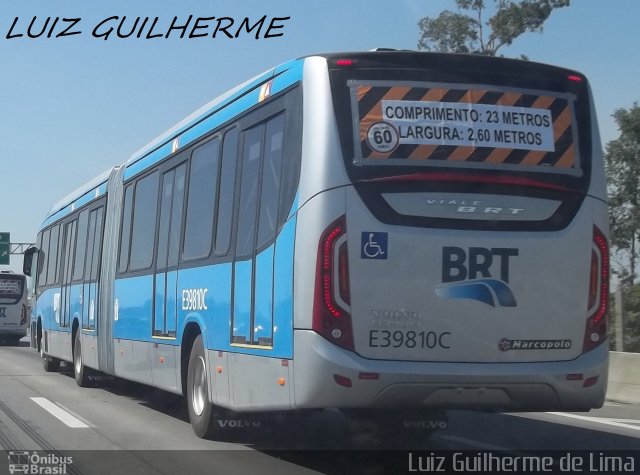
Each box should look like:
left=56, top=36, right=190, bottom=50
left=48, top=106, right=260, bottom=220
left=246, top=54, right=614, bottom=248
left=352, top=81, right=578, bottom=172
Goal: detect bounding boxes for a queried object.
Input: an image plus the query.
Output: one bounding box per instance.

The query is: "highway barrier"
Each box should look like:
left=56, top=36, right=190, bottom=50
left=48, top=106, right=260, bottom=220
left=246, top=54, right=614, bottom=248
left=607, top=351, right=640, bottom=405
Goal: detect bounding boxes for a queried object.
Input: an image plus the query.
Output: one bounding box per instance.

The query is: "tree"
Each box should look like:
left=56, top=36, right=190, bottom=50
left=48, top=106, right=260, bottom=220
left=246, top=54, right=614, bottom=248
left=606, top=104, right=640, bottom=283
left=609, top=284, right=640, bottom=353
left=417, top=0, right=570, bottom=56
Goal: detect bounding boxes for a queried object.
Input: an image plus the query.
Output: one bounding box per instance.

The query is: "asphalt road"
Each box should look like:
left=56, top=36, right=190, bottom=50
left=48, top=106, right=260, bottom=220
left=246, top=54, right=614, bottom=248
left=1, top=338, right=639, bottom=474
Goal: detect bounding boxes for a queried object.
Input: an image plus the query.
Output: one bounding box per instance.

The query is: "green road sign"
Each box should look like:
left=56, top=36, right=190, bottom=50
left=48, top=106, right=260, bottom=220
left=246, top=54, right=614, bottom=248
left=0, top=232, right=10, bottom=265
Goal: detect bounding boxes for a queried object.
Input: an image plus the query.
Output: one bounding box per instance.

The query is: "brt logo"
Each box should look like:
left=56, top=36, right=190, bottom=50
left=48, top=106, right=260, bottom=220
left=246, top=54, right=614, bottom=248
left=435, top=247, right=519, bottom=307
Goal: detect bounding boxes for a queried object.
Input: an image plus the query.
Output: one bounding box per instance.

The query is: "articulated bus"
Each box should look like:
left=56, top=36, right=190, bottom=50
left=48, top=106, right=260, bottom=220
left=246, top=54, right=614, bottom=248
left=24, top=51, right=609, bottom=439
left=0, top=271, right=29, bottom=345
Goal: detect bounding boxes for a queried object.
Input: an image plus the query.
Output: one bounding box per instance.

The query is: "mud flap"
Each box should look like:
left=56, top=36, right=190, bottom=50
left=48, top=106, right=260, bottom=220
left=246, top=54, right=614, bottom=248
left=344, top=409, right=448, bottom=448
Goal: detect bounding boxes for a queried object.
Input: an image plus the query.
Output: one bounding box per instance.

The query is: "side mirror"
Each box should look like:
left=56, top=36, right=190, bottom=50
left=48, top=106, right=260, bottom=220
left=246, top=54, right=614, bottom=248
left=23, top=246, right=38, bottom=276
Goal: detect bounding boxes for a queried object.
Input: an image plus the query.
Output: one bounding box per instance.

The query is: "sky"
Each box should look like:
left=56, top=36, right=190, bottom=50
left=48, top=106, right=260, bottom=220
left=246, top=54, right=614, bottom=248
left=1, top=0, right=639, bottom=272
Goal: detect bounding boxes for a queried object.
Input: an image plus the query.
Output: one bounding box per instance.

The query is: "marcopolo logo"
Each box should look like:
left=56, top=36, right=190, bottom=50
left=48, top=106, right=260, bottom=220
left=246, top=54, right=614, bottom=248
left=498, top=338, right=572, bottom=352
left=435, top=247, right=518, bottom=307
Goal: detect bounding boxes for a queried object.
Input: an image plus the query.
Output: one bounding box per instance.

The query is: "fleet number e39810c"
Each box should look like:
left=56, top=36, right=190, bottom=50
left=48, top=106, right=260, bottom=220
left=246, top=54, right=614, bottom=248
left=369, top=330, right=451, bottom=349
left=182, top=288, right=208, bottom=311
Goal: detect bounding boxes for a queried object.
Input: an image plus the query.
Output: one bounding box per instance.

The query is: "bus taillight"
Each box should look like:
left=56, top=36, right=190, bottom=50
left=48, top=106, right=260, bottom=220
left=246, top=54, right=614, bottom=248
left=335, top=58, right=355, bottom=67
left=583, top=226, right=609, bottom=353
left=338, top=241, right=350, bottom=306
left=20, top=304, right=27, bottom=326
left=312, top=216, right=354, bottom=351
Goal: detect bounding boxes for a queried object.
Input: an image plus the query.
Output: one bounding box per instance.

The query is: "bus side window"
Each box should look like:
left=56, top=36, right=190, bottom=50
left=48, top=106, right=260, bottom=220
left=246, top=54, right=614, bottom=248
left=46, top=225, right=60, bottom=286
left=129, top=172, right=160, bottom=271
left=183, top=137, right=221, bottom=261
left=161, top=164, right=186, bottom=269
left=72, top=210, right=89, bottom=282
left=279, top=94, right=303, bottom=222
left=63, top=220, right=77, bottom=287
left=257, top=113, right=285, bottom=248
left=167, top=165, right=186, bottom=267
left=236, top=124, right=264, bottom=258
left=118, top=186, right=134, bottom=274
left=214, top=128, right=238, bottom=257
left=37, top=230, right=48, bottom=288
left=84, top=211, right=98, bottom=281
left=90, top=208, right=104, bottom=280
left=55, top=224, right=65, bottom=286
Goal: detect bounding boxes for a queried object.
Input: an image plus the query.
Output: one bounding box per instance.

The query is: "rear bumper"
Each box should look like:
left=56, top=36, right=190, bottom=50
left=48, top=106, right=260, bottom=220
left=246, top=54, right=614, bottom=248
left=292, top=330, right=608, bottom=412
left=0, top=325, right=28, bottom=338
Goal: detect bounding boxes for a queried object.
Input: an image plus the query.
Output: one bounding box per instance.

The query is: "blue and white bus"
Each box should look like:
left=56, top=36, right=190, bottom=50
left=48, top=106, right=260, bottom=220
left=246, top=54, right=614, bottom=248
left=24, top=51, right=609, bottom=439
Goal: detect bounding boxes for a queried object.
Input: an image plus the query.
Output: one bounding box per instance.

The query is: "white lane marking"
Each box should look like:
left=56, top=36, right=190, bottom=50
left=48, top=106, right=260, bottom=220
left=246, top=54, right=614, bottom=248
left=56, top=402, right=96, bottom=428
left=547, top=412, right=640, bottom=432
left=31, top=397, right=89, bottom=428
left=602, top=418, right=640, bottom=425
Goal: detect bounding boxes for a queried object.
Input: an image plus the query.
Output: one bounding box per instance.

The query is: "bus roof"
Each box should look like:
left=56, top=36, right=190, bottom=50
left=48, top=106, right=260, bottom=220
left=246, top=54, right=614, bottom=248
left=46, top=167, right=114, bottom=223
left=42, top=58, right=305, bottom=227
left=41, top=50, right=585, bottom=228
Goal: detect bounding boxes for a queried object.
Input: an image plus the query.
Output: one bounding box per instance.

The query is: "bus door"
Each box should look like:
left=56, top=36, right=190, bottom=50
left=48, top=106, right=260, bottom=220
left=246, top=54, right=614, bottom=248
left=70, top=211, right=88, bottom=330
left=232, top=113, right=286, bottom=347
left=60, top=220, right=77, bottom=331
left=83, top=207, right=104, bottom=332
left=153, top=163, right=186, bottom=339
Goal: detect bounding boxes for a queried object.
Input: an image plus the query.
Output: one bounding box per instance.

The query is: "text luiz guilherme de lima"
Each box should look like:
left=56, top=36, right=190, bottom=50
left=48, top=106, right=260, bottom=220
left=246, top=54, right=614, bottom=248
left=4, top=15, right=290, bottom=40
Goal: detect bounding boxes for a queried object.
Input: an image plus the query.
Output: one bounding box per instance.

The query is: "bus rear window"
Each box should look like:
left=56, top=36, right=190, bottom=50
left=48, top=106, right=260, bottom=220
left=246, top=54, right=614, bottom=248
left=351, top=80, right=579, bottom=176
left=329, top=52, right=592, bottom=193
left=0, top=275, right=24, bottom=299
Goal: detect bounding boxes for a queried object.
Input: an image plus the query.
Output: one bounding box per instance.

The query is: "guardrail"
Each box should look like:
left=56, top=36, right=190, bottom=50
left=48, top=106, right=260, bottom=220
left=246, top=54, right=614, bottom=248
left=607, top=351, right=640, bottom=405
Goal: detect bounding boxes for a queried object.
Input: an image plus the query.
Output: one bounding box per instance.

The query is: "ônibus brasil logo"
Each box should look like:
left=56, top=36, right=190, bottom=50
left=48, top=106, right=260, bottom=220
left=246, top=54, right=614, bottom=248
left=435, top=247, right=518, bottom=307
left=8, top=451, right=73, bottom=475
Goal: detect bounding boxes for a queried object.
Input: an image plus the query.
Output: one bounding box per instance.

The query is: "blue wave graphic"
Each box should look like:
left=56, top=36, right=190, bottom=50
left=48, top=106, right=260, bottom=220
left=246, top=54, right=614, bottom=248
left=434, top=279, right=517, bottom=307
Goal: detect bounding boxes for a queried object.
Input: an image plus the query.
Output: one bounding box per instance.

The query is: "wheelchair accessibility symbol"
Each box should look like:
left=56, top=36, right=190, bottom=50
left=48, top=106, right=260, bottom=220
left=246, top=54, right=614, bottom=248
left=361, top=232, right=388, bottom=259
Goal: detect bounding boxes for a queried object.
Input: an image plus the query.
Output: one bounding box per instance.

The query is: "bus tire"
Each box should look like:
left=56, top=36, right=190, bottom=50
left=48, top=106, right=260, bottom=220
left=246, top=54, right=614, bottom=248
left=74, top=331, right=91, bottom=387
left=41, top=333, right=60, bottom=372
left=42, top=353, right=60, bottom=372
left=187, top=334, right=218, bottom=439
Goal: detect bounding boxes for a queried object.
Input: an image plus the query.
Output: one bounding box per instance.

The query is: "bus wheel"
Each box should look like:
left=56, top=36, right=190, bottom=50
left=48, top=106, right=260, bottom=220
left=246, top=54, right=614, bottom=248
left=41, top=334, right=60, bottom=372
left=42, top=353, right=60, bottom=372
left=74, top=332, right=91, bottom=387
left=187, top=335, right=218, bottom=439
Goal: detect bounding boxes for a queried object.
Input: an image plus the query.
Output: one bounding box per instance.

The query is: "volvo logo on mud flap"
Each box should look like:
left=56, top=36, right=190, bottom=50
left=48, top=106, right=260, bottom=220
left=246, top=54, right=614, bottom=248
left=435, top=247, right=518, bottom=307
left=216, top=419, right=262, bottom=429
left=403, top=419, right=448, bottom=430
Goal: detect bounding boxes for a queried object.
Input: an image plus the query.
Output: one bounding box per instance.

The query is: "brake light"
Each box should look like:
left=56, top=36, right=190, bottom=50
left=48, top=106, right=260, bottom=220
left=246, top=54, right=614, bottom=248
left=588, top=250, right=598, bottom=309
left=567, top=74, right=583, bottom=82
left=338, top=242, right=350, bottom=305
left=335, top=59, right=355, bottom=67
left=312, top=216, right=354, bottom=351
left=583, top=226, right=609, bottom=353
left=20, top=304, right=27, bottom=325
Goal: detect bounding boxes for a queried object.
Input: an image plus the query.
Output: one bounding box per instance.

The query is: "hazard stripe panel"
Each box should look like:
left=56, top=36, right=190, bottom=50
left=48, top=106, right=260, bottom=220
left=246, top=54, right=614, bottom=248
left=351, top=82, right=578, bottom=172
